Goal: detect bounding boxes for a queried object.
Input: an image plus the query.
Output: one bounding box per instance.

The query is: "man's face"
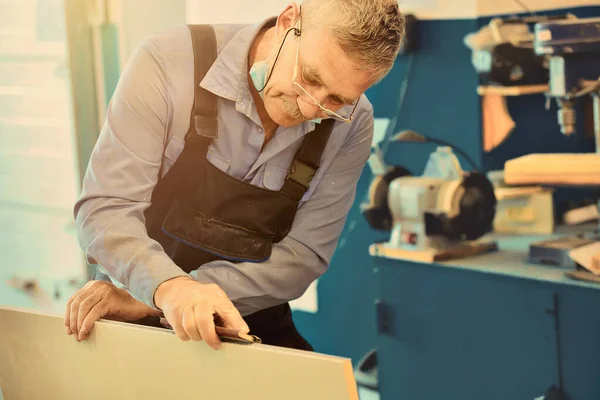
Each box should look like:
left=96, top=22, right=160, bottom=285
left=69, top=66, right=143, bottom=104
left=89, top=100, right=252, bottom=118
left=261, top=24, right=376, bottom=127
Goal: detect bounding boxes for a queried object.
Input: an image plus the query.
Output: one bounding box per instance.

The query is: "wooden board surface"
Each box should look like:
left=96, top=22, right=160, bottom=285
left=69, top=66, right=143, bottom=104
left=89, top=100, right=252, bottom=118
left=0, top=306, right=358, bottom=400
left=504, top=154, right=600, bottom=186
left=477, top=84, right=549, bottom=96
left=369, top=241, right=498, bottom=263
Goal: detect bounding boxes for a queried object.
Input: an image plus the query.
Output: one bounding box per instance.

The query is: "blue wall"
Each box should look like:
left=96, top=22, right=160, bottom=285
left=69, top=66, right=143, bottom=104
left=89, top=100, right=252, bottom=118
left=294, top=5, right=600, bottom=364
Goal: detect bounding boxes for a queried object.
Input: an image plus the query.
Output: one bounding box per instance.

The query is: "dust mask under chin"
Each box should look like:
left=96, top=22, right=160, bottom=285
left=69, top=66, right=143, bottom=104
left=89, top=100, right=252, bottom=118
left=249, top=60, right=269, bottom=99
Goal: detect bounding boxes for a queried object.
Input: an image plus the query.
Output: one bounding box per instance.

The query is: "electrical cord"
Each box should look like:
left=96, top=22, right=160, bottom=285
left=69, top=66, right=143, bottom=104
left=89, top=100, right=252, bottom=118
left=392, top=130, right=481, bottom=172
left=381, top=54, right=414, bottom=156
left=420, top=137, right=481, bottom=172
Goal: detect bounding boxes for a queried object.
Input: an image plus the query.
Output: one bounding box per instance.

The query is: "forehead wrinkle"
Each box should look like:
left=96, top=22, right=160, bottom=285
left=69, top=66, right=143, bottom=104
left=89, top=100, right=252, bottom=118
left=302, top=61, right=358, bottom=105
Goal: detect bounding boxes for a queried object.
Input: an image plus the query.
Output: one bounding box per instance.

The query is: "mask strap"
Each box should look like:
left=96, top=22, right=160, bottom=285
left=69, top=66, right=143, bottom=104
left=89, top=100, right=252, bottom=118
left=256, top=24, right=301, bottom=93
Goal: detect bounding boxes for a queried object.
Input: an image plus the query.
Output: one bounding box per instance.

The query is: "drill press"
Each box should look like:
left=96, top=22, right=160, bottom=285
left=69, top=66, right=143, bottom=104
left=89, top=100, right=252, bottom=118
left=505, top=17, right=600, bottom=184
left=536, top=17, right=600, bottom=142
left=504, top=17, right=600, bottom=269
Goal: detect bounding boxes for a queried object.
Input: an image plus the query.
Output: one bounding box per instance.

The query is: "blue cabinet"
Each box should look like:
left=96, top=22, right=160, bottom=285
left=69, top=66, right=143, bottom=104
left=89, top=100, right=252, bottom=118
left=373, top=239, right=600, bottom=400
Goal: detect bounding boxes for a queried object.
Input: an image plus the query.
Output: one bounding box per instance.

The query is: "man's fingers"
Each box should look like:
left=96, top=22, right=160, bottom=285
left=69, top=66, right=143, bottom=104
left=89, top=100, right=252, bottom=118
left=168, top=309, right=189, bottom=342
left=159, top=317, right=172, bottom=329
left=215, top=299, right=249, bottom=333
left=69, top=294, right=85, bottom=339
left=65, top=295, right=74, bottom=335
left=182, top=306, right=202, bottom=341
left=196, top=309, right=220, bottom=350
left=214, top=315, right=235, bottom=329
left=77, top=291, right=101, bottom=333
left=67, top=281, right=100, bottom=337
left=79, top=302, right=109, bottom=341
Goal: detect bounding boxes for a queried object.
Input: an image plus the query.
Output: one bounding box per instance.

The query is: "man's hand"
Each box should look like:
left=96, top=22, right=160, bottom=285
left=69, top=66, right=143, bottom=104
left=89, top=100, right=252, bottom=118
left=154, top=277, right=249, bottom=349
left=65, top=280, right=161, bottom=342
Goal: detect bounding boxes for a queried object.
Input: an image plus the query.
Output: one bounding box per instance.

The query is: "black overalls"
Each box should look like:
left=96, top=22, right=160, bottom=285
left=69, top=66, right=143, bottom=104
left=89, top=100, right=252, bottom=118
left=140, top=25, right=334, bottom=350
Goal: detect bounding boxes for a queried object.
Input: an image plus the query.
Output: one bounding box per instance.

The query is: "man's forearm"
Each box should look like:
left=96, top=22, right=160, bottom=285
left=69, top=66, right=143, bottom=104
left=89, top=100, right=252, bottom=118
left=189, top=236, right=326, bottom=316
left=76, top=197, right=188, bottom=308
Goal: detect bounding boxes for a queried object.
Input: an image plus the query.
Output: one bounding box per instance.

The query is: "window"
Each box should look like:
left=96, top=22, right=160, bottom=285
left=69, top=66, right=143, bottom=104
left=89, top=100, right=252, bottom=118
left=0, top=0, right=85, bottom=310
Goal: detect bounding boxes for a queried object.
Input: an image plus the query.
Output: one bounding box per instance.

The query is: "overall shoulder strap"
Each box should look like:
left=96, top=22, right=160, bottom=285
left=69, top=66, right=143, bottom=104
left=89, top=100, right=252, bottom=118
left=186, top=25, right=218, bottom=141
left=280, top=119, right=336, bottom=202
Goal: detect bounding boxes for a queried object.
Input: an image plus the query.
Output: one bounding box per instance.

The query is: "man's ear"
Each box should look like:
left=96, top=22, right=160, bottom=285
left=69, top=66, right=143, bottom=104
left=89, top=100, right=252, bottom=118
left=275, top=2, right=300, bottom=38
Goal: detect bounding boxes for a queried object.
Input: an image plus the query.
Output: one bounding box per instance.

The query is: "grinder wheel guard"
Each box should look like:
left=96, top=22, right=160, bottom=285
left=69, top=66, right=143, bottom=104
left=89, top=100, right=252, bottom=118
left=428, top=172, right=497, bottom=241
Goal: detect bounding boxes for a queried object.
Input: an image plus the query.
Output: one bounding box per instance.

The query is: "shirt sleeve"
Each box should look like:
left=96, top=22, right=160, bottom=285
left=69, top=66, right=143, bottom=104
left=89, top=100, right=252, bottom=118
left=190, top=106, right=374, bottom=316
left=74, top=36, right=188, bottom=308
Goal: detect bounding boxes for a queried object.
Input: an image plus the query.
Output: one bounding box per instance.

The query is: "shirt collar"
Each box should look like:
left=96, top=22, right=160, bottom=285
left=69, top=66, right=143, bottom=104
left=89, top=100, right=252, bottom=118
left=200, top=18, right=275, bottom=106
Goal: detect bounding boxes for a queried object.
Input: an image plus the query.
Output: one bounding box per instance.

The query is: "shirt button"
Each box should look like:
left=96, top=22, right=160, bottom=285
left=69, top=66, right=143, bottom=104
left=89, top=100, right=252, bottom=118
left=258, top=128, right=263, bottom=134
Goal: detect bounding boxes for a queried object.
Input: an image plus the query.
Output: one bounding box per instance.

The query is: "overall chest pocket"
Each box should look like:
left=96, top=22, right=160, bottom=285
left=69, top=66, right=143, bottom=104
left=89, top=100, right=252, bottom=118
left=263, top=164, right=289, bottom=191
left=206, top=146, right=231, bottom=173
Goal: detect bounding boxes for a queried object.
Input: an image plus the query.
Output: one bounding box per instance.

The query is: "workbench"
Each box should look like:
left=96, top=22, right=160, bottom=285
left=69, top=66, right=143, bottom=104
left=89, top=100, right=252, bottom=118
left=372, top=226, right=600, bottom=400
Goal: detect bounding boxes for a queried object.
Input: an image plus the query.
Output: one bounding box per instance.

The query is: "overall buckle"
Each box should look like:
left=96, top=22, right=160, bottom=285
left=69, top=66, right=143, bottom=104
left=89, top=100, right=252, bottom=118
left=286, top=160, right=315, bottom=188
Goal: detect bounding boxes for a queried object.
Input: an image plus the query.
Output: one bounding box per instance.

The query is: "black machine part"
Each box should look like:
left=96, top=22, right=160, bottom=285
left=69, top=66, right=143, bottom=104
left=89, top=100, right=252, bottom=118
left=481, top=42, right=549, bottom=86
left=397, top=14, right=418, bottom=55
left=425, top=172, right=497, bottom=241
left=362, top=166, right=411, bottom=231
left=354, top=349, right=378, bottom=391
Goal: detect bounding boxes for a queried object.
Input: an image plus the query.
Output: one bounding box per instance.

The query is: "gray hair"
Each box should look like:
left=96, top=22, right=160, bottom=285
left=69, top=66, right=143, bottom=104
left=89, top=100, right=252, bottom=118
left=300, top=0, right=405, bottom=81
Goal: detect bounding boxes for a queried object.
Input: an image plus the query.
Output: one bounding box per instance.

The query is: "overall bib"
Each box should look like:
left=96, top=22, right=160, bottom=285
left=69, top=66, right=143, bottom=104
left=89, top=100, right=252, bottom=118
left=141, top=25, right=334, bottom=350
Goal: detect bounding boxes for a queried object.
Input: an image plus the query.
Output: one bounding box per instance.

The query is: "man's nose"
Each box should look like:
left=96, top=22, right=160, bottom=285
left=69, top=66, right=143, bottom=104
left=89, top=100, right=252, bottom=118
left=297, top=97, right=323, bottom=120
left=297, top=90, right=327, bottom=119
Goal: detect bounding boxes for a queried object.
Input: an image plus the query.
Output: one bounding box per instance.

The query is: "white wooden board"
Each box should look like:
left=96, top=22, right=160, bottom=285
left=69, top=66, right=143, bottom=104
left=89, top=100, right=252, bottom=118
left=0, top=306, right=358, bottom=400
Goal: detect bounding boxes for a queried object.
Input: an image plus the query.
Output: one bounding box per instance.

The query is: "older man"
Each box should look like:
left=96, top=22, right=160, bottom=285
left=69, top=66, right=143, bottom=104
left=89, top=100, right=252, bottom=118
left=66, top=0, right=404, bottom=350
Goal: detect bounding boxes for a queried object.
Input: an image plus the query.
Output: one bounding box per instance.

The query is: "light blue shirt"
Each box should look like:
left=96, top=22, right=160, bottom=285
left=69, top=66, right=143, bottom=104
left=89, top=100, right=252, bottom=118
left=74, top=18, right=374, bottom=316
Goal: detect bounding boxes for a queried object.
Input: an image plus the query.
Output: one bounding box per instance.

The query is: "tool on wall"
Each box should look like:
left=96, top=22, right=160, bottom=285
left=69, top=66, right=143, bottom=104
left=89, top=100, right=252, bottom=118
left=464, top=16, right=555, bottom=87
left=503, top=16, right=600, bottom=270
left=504, top=16, right=600, bottom=183
left=367, top=132, right=497, bottom=263
left=464, top=13, right=575, bottom=152
left=534, top=17, right=600, bottom=138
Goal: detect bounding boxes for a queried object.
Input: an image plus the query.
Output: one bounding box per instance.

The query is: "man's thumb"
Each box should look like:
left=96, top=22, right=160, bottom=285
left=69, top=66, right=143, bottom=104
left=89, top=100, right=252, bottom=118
left=216, top=303, right=249, bottom=333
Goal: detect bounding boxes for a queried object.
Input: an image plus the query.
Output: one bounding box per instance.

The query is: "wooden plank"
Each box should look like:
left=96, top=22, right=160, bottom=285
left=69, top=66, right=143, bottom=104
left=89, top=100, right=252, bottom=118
left=477, top=84, right=549, bottom=96
left=0, top=306, right=359, bottom=400
left=370, top=241, right=498, bottom=263
left=504, top=154, right=600, bottom=186
left=494, top=186, right=545, bottom=201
